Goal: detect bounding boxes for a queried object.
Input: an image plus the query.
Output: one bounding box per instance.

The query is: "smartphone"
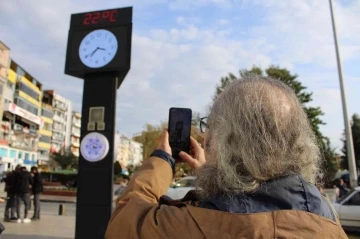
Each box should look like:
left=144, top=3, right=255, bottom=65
left=168, top=108, right=192, bottom=160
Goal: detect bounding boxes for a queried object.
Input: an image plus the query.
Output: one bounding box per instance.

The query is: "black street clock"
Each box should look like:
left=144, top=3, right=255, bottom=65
left=65, top=7, right=132, bottom=82
left=64, top=7, right=132, bottom=239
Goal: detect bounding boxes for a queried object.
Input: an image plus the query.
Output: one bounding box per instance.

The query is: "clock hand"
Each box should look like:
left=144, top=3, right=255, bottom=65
left=90, top=47, right=100, bottom=57
left=85, top=48, right=98, bottom=59
left=98, top=47, right=106, bottom=51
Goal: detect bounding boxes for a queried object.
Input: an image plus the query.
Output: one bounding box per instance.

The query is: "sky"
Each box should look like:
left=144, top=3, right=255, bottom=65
left=0, top=0, right=359, bottom=152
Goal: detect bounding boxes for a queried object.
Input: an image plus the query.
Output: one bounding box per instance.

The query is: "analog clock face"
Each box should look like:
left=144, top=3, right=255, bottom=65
left=80, top=132, right=109, bottom=162
left=78, top=29, right=118, bottom=68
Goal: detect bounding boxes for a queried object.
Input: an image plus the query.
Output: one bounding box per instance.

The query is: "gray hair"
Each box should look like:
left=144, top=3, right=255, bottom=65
left=196, top=75, right=321, bottom=199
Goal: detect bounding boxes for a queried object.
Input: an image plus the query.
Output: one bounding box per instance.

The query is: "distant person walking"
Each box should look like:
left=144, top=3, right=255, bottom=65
left=30, top=166, right=43, bottom=220
left=3, top=165, right=21, bottom=222
left=335, top=178, right=348, bottom=200
left=14, top=166, right=33, bottom=223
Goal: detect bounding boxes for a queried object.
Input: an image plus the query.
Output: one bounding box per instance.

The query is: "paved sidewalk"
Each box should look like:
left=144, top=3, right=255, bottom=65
left=1, top=214, right=75, bottom=239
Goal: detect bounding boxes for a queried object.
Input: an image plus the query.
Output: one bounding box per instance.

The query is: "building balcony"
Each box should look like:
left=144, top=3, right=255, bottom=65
left=38, top=142, right=51, bottom=150
left=8, top=135, right=37, bottom=151
left=15, top=90, right=41, bottom=108
left=72, top=120, right=81, bottom=128
left=71, top=141, right=80, bottom=148
left=41, top=116, right=53, bottom=124
left=51, top=136, right=64, bottom=143
left=37, top=152, right=50, bottom=161
left=52, top=126, right=63, bottom=133
left=53, top=114, right=64, bottom=123
left=39, top=128, right=52, bottom=137
left=71, top=148, right=79, bottom=157
left=54, top=101, right=67, bottom=112
left=72, top=131, right=80, bottom=137
left=4, top=102, right=42, bottom=126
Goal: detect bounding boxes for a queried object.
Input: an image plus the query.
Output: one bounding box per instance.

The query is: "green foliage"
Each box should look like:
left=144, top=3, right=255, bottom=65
left=133, top=124, right=164, bottom=159
left=341, top=113, right=360, bottom=170
left=50, top=148, right=78, bottom=170
left=215, top=66, right=325, bottom=141
left=322, top=137, right=338, bottom=184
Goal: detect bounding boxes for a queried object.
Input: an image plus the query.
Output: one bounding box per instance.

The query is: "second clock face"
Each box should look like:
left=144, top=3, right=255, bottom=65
left=78, top=29, right=118, bottom=68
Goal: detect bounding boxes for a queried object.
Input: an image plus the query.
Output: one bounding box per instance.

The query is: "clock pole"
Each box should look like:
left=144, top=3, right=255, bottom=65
left=64, top=7, right=132, bottom=239
left=75, top=73, right=117, bottom=239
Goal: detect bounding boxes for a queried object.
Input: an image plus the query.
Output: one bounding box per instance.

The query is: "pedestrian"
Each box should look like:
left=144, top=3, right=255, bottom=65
left=14, top=166, right=33, bottom=223
left=30, top=166, right=43, bottom=220
left=0, top=197, right=6, bottom=235
left=3, top=165, right=21, bottom=222
left=105, top=75, right=347, bottom=238
left=335, top=178, right=348, bottom=200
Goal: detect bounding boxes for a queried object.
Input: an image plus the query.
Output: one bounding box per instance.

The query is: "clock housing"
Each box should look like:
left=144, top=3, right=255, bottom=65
left=64, top=7, right=132, bottom=80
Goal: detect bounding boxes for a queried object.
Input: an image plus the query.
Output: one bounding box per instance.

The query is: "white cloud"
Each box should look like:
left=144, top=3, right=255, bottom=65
left=0, top=0, right=359, bottom=149
left=219, top=19, right=230, bottom=25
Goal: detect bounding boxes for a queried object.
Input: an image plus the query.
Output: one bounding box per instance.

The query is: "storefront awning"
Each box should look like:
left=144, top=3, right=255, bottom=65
left=5, top=103, right=43, bottom=126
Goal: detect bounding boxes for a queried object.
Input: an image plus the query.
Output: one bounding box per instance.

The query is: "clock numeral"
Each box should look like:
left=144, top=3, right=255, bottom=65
left=91, top=35, right=95, bottom=40
left=95, top=60, right=98, bottom=64
left=83, top=48, right=86, bottom=52
left=85, top=41, right=90, bottom=45
left=109, top=38, right=112, bottom=43
left=111, top=45, right=115, bottom=49
left=97, top=32, right=101, bottom=37
left=103, top=57, right=106, bottom=61
left=108, top=52, right=111, bottom=56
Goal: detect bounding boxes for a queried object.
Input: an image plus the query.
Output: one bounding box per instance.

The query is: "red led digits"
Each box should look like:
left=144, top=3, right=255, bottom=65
left=83, top=13, right=92, bottom=25
left=92, top=12, right=100, bottom=24
left=110, top=10, right=117, bottom=22
left=82, top=10, right=117, bottom=25
left=102, top=10, right=110, bottom=19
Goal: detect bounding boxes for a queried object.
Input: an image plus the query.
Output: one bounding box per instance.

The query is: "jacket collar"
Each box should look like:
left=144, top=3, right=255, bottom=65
left=197, top=174, right=335, bottom=221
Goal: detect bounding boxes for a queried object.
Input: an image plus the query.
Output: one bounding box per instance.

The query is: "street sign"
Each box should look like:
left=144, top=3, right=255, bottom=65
left=64, top=7, right=132, bottom=239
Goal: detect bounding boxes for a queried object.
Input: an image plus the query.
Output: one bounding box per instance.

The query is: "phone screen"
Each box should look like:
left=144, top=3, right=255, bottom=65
left=168, top=108, right=192, bottom=160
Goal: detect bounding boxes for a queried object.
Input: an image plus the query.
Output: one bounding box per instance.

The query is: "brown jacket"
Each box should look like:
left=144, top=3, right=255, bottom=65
left=106, top=157, right=348, bottom=239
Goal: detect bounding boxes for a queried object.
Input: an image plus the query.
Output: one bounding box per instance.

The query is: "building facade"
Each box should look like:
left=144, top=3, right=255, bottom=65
left=129, top=140, right=143, bottom=166
left=0, top=59, right=43, bottom=171
left=0, top=41, right=9, bottom=123
left=42, top=90, right=72, bottom=154
left=37, top=101, right=53, bottom=165
left=70, top=111, right=81, bottom=157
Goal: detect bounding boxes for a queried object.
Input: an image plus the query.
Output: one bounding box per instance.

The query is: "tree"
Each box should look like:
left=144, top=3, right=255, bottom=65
left=133, top=113, right=205, bottom=177
left=214, top=66, right=336, bottom=181
left=50, top=148, right=78, bottom=170
left=341, top=113, right=360, bottom=171
left=114, top=161, right=122, bottom=176
left=132, top=123, right=164, bottom=160
left=214, top=66, right=325, bottom=141
left=322, top=137, right=338, bottom=185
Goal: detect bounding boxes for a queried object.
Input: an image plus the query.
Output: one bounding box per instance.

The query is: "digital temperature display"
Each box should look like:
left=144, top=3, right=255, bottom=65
left=69, top=7, right=132, bottom=30
left=83, top=10, right=117, bottom=25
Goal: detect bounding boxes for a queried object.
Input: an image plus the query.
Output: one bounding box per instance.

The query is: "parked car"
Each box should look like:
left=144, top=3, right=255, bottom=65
left=333, top=186, right=360, bottom=231
left=166, top=176, right=196, bottom=200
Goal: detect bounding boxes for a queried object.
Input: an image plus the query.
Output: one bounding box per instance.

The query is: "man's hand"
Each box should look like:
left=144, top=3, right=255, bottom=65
left=156, top=128, right=172, bottom=155
left=179, top=137, right=206, bottom=170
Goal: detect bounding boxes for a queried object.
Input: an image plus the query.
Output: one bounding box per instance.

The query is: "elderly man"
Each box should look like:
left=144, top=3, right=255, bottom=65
left=106, top=76, right=346, bottom=238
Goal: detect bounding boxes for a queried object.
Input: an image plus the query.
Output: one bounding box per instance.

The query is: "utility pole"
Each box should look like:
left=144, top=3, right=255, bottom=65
left=329, top=0, right=358, bottom=187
